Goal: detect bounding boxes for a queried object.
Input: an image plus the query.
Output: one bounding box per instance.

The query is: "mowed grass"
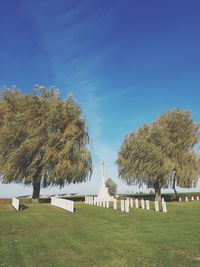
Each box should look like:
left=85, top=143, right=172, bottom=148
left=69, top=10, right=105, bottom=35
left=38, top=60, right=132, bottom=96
left=0, top=202, right=200, bottom=267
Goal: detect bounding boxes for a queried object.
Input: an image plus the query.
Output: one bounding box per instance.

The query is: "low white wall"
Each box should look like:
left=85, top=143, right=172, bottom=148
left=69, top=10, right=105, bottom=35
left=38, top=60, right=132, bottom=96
left=12, top=198, right=20, bottom=211
left=51, top=197, right=74, bottom=213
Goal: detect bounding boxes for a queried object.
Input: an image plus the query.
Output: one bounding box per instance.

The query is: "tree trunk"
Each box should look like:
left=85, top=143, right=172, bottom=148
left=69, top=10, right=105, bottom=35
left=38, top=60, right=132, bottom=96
left=32, top=180, right=41, bottom=199
left=173, top=177, right=178, bottom=200
left=154, top=185, right=161, bottom=201
left=32, top=167, right=42, bottom=199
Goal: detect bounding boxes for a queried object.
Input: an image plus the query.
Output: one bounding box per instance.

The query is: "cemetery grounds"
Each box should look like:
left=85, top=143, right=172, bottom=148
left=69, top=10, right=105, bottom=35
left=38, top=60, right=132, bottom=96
left=0, top=201, right=200, bottom=267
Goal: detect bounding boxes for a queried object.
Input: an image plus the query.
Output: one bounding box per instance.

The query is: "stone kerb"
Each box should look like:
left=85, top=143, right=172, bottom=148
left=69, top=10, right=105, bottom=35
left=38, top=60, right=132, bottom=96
left=51, top=197, right=74, bottom=213
left=12, top=198, right=20, bottom=211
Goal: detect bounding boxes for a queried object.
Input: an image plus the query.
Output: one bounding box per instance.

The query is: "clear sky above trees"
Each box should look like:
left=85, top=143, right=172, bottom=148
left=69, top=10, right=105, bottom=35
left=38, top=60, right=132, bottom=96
left=0, top=0, right=200, bottom=196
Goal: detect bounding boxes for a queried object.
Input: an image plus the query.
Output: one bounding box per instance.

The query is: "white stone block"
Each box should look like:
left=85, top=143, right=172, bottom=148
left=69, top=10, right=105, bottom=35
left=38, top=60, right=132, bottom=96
left=125, top=199, right=129, bottom=213
left=135, top=199, right=139, bottom=208
left=154, top=201, right=159, bottom=212
left=179, top=197, right=181, bottom=202
left=120, top=200, right=125, bottom=212
left=197, top=196, right=199, bottom=201
left=185, top=197, right=188, bottom=202
left=103, top=201, right=106, bottom=208
left=145, top=200, right=150, bottom=210
left=113, top=199, right=117, bottom=210
left=51, top=197, right=74, bottom=213
left=162, top=201, right=167, bottom=213
left=191, top=196, right=194, bottom=201
left=12, top=198, right=20, bottom=211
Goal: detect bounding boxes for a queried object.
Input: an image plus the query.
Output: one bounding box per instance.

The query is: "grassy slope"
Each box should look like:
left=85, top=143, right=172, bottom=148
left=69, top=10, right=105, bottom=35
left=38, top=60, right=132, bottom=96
left=0, top=202, right=200, bottom=267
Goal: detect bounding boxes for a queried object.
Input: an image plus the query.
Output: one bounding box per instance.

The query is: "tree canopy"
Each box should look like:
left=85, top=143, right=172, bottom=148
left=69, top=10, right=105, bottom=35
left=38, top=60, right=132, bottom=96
left=105, top=178, right=117, bottom=196
left=116, top=109, right=200, bottom=200
left=0, top=86, right=92, bottom=198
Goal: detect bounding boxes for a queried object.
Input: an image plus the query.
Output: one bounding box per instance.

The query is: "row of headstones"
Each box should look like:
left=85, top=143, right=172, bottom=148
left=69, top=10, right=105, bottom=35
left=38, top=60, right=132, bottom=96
left=179, top=196, right=199, bottom=202
left=85, top=196, right=167, bottom=213
left=126, top=198, right=167, bottom=213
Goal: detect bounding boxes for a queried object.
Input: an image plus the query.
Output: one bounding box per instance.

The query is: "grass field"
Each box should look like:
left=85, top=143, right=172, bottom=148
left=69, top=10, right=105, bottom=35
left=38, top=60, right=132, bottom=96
left=0, top=202, right=200, bottom=267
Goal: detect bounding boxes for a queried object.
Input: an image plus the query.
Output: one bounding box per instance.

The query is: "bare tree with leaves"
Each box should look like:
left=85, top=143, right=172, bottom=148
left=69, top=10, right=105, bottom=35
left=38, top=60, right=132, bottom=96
left=116, top=110, right=200, bottom=201
left=0, top=86, right=92, bottom=198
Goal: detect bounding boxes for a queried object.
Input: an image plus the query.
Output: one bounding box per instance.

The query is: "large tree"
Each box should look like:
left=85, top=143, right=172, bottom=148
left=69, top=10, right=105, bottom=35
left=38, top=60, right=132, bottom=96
left=105, top=178, right=117, bottom=196
left=116, top=110, right=200, bottom=201
left=0, top=86, right=92, bottom=198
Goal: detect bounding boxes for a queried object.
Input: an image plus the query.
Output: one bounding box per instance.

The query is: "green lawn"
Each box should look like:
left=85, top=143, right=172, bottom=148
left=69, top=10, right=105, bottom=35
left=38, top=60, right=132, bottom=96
left=0, top=202, right=200, bottom=267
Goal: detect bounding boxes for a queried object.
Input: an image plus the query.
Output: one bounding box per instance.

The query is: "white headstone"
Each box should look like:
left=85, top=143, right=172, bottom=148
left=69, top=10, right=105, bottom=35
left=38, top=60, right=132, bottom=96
left=130, top=198, right=133, bottom=208
left=162, top=201, right=167, bottom=213
left=179, top=197, right=181, bottom=202
left=141, top=199, right=145, bottom=209
left=161, top=198, right=165, bottom=202
left=185, top=197, right=188, bottom=202
left=154, top=201, right=159, bottom=212
left=103, top=200, right=106, bottom=208
left=145, top=200, right=150, bottom=210
left=12, top=198, right=20, bottom=211
left=113, top=199, right=117, bottom=210
left=135, top=199, right=139, bottom=208
left=120, top=200, right=125, bottom=212
left=106, top=200, right=109, bottom=208
left=191, top=196, right=194, bottom=201
left=197, top=196, right=199, bottom=201
left=125, top=199, right=129, bottom=213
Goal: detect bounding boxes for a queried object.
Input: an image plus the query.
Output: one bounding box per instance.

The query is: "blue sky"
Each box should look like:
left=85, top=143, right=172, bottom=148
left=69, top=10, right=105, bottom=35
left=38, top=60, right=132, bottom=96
left=0, top=0, right=200, bottom=197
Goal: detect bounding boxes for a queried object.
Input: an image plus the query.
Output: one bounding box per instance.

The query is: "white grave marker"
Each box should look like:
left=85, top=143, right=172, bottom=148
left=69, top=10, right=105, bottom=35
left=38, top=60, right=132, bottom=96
left=179, top=197, right=181, bottom=202
left=114, top=199, right=117, bottom=210
left=125, top=199, right=129, bottom=213
left=185, top=197, right=188, bottom=202
left=106, top=200, right=109, bottom=208
left=130, top=198, right=133, bottom=208
left=191, top=196, right=194, bottom=201
left=197, top=196, right=199, bottom=201
left=145, top=200, right=150, bottom=210
left=141, top=199, right=145, bottom=209
left=135, top=199, right=139, bottom=208
left=12, top=198, right=20, bottom=211
left=162, top=201, right=167, bottom=213
left=120, top=200, right=125, bottom=212
left=154, top=201, right=159, bottom=212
